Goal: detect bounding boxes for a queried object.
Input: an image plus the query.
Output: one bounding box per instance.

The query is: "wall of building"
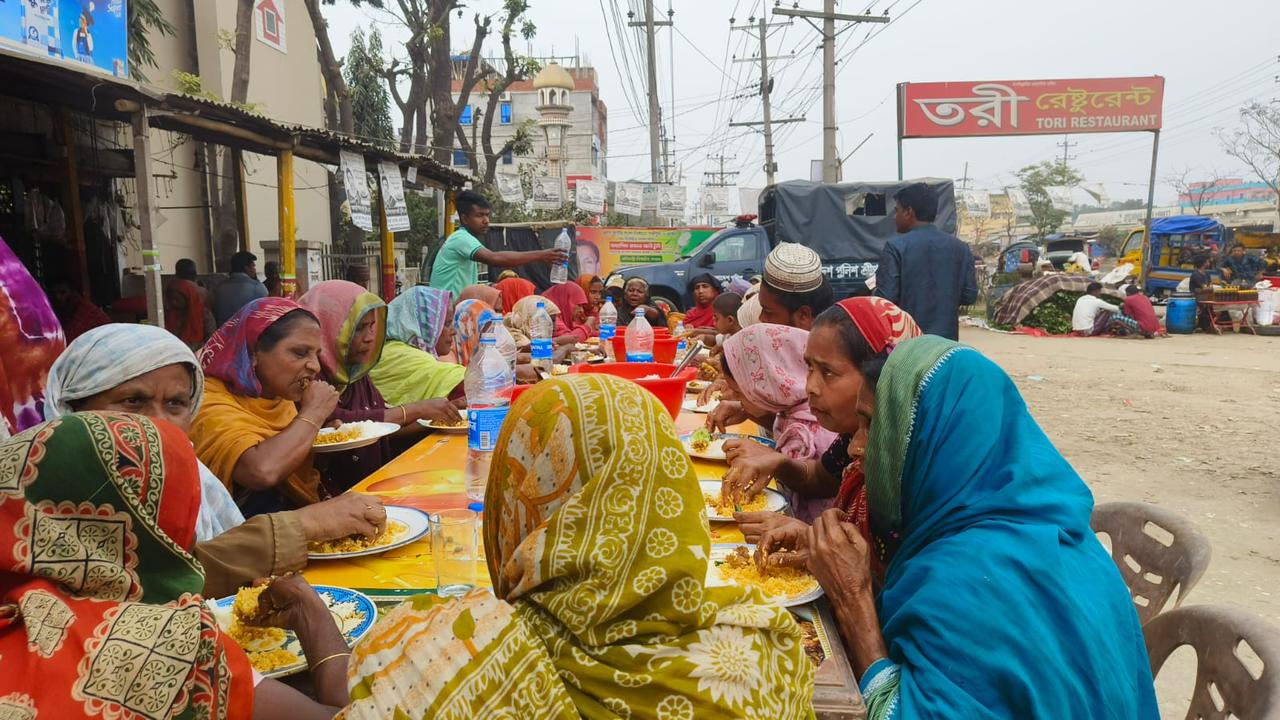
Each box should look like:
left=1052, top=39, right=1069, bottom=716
left=138, top=0, right=333, bottom=275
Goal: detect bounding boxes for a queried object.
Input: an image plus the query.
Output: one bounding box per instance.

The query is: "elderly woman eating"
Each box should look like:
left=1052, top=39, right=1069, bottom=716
left=368, top=286, right=465, bottom=407
left=0, top=412, right=352, bottom=718
left=759, top=297, right=1158, bottom=718
left=718, top=323, right=839, bottom=525
left=191, top=297, right=339, bottom=516
left=340, top=375, right=814, bottom=719
left=44, top=322, right=386, bottom=596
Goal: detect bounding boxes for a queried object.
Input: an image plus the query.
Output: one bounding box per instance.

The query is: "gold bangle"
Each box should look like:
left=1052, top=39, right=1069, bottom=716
left=309, top=651, right=351, bottom=671
left=398, top=406, right=407, bottom=423
left=296, top=415, right=322, bottom=431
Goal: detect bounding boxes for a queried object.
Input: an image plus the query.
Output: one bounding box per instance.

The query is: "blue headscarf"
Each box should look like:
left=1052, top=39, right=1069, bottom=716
left=862, top=336, right=1157, bottom=719
left=386, top=286, right=452, bottom=356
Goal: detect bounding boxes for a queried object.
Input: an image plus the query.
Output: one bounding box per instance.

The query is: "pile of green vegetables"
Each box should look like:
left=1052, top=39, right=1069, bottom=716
left=1020, top=291, right=1084, bottom=335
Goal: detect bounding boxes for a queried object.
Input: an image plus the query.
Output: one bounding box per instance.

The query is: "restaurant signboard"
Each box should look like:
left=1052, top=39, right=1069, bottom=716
left=898, top=76, right=1164, bottom=139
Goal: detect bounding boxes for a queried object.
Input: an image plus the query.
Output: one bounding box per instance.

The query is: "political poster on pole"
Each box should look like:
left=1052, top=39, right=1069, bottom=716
left=641, top=184, right=659, bottom=211
left=1005, top=187, right=1032, bottom=218
left=576, top=179, right=607, bottom=215
left=340, top=150, right=373, bottom=231
left=377, top=161, right=411, bottom=232
left=1045, top=185, right=1074, bottom=212
left=614, top=183, right=644, bottom=216
left=532, top=177, right=564, bottom=210
left=700, top=187, right=731, bottom=215
left=738, top=187, right=763, bottom=216
left=657, top=186, right=686, bottom=219
left=496, top=173, right=524, bottom=203
left=961, top=189, right=991, bottom=219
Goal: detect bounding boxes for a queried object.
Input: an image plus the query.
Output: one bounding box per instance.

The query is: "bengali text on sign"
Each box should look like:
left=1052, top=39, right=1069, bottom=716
left=898, top=76, right=1164, bottom=139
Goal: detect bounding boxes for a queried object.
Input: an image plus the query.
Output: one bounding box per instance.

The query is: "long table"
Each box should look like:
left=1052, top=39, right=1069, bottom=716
left=303, top=411, right=865, bottom=718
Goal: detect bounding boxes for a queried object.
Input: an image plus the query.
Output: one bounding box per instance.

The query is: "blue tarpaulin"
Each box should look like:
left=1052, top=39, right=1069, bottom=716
left=1150, top=216, right=1220, bottom=236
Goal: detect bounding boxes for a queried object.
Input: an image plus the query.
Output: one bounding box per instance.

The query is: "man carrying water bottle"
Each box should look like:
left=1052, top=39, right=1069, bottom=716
left=428, top=190, right=568, bottom=299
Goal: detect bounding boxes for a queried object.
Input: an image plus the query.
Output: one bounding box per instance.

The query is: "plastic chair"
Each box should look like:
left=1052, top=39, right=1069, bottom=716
left=1146, top=605, right=1280, bottom=720
left=1091, top=501, right=1212, bottom=625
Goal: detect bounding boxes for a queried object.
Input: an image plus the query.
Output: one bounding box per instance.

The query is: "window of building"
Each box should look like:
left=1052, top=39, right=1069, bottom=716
left=452, top=149, right=467, bottom=166
left=460, top=105, right=472, bottom=125
left=502, top=148, right=513, bottom=165
left=500, top=102, right=512, bottom=124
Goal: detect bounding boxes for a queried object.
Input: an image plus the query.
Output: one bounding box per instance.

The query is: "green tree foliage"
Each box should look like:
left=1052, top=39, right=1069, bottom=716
left=127, top=0, right=175, bottom=81
left=1015, top=160, right=1084, bottom=239
left=345, top=27, right=395, bottom=148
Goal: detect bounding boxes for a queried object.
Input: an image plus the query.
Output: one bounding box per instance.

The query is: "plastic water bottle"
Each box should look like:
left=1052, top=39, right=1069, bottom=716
left=487, top=313, right=518, bottom=371
left=549, top=228, right=572, bottom=285
left=463, top=334, right=513, bottom=501
left=598, top=297, right=618, bottom=361
left=624, top=308, right=653, bottom=362
left=530, top=301, right=555, bottom=373
left=675, top=320, right=687, bottom=356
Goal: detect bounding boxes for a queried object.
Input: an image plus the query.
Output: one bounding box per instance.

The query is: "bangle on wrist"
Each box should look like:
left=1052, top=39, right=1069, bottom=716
left=296, top=415, right=321, bottom=431
left=398, top=406, right=407, bottom=423
left=309, top=651, right=351, bottom=671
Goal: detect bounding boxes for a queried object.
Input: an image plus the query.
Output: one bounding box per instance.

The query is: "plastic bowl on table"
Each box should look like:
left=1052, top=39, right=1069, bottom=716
left=567, top=362, right=694, bottom=418
left=609, top=336, right=680, bottom=363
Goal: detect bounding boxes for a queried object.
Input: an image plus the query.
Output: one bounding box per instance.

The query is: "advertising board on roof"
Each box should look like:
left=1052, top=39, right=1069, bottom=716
left=1, top=0, right=129, bottom=77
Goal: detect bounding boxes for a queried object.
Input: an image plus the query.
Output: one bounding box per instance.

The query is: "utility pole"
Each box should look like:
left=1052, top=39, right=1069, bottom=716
left=628, top=2, right=672, bottom=183
left=957, top=161, right=971, bottom=191
left=1057, top=136, right=1077, bottom=167
left=775, top=4, right=889, bottom=183
left=705, top=154, right=739, bottom=187
left=731, top=17, right=799, bottom=186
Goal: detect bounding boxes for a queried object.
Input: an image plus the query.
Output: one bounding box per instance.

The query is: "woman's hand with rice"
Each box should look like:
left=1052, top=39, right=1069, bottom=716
left=296, top=492, right=385, bottom=541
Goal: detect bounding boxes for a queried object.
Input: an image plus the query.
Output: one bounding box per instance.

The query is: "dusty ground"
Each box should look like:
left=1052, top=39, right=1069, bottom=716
left=961, top=327, right=1278, bottom=716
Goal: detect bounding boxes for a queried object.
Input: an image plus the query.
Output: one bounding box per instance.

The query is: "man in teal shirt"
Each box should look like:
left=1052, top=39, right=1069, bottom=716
left=429, top=190, right=566, bottom=300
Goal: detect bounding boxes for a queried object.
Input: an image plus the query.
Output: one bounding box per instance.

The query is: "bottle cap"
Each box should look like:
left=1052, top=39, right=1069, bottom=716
left=537, top=301, right=545, bottom=308
left=480, top=337, right=496, bottom=345
left=467, top=502, right=484, bottom=513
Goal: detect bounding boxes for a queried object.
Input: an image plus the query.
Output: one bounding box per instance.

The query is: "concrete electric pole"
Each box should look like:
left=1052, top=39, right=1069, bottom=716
left=628, top=1, right=672, bottom=183
left=775, top=3, right=889, bottom=183
left=730, top=18, right=802, bottom=187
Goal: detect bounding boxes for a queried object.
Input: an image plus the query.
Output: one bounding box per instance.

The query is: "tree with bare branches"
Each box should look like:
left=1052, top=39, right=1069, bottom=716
left=1165, top=166, right=1231, bottom=215
left=1217, top=102, right=1280, bottom=220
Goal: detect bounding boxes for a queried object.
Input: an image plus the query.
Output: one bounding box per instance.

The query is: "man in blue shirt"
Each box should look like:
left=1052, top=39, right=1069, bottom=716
left=1220, top=244, right=1265, bottom=287
left=874, top=184, right=978, bottom=340
left=212, top=250, right=268, bottom=325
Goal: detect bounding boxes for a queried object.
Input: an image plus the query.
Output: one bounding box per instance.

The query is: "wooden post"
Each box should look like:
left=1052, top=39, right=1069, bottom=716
left=444, top=190, right=457, bottom=237
left=376, top=184, right=396, bottom=301
left=1139, top=130, right=1161, bottom=290
left=232, top=149, right=251, bottom=252
left=278, top=147, right=297, bottom=298
left=130, top=107, right=164, bottom=327
left=59, top=108, right=91, bottom=292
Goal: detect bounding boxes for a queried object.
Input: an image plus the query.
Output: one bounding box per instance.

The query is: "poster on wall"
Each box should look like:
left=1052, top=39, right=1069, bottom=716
left=377, top=161, right=410, bottom=232
left=1, top=0, right=130, bottom=77
left=340, top=150, right=373, bottom=231
left=532, top=177, right=563, bottom=210
left=575, top=226, right=720, bottom=278
left=656, top=186, right=686, bottom=219
left=575, top=179, right=607, bottom=215
left=700, top=186, right=731, bottom=215
left=614, top=183, right=643, bottom=216
left=495, top=173, right=524, bottom=203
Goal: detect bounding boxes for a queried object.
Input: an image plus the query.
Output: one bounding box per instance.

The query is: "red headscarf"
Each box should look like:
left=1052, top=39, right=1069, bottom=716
left=835, top=297, right=921, bottom=354
left=198, top=297, right=317, bottom=397
left=576, top=274, right=601, bottom=318
left=164, top=278, right=207, bottom=346
left=681, top=272, right=722, bottom=329
left=494, top=278, right=536, bottom=314
left=544, top=282, right=591, bottom=335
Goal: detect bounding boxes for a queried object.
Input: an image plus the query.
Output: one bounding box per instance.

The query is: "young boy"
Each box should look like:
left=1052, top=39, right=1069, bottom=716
left=428, top=190, right=566, bottom=297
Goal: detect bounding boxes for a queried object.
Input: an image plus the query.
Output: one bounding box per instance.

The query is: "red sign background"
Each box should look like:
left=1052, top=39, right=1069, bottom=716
left=898, top=76, right=1164, bottom=139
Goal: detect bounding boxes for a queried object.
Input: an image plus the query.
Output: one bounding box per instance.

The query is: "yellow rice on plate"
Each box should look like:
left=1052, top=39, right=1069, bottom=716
left=717, top=547, right=819, bottom=600
left=704, top=492, right=768, bottom=516
left=315, top=424, right=363, bottom=445
left=308, top=519, right=409, bottom=554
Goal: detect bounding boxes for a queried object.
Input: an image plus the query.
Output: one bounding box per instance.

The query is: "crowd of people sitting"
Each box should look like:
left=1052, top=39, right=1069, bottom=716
left=0, top=184, right=1163, bottom=719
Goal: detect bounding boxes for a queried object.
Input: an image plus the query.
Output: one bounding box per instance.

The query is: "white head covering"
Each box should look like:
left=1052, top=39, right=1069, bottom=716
left=737, top=294, right=762, bottom=328
left=45, top=323, right=205, bottom=419
left=764, top=243, right=824, bottom=293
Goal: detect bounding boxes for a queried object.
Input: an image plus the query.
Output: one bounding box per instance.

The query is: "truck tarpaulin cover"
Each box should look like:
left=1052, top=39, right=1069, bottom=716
left=483, top=224, right=578, bottom=291
left=1150, top=216, right=1220, bottom=236
left=759, top=179, right=958, bottom=262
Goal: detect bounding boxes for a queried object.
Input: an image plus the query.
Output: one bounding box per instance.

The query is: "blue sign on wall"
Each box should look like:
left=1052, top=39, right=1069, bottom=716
left=1, top=0, right=128, bottom=78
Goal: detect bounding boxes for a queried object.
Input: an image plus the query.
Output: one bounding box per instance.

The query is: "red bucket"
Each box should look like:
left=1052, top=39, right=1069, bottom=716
left=567, top=362, right=693, bottom=418
left=609, top=336, right=679, bottom=363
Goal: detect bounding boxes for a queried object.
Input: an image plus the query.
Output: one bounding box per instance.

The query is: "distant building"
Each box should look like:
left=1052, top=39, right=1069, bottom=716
left=1179, top=178, right=1276, bottom=210
left=449, top=57, right=608, bottom=186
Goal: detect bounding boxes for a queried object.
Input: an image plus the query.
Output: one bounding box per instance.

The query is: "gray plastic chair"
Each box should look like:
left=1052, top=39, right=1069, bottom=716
left=1091, top=501, right=1212, bottom=625
left=1146, top=605, right=1280, bottom=720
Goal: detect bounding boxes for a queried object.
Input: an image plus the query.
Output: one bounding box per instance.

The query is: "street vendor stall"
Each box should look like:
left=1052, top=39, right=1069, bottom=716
left=302, top=410, right=867, bottom=719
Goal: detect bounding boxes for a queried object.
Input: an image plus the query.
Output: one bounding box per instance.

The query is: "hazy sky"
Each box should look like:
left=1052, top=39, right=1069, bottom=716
left=323, top=0, right=1280, bottom=205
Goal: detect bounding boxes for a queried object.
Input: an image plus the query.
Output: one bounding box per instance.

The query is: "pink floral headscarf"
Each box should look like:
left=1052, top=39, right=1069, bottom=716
left=722, top=323, right=837, bottom=463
